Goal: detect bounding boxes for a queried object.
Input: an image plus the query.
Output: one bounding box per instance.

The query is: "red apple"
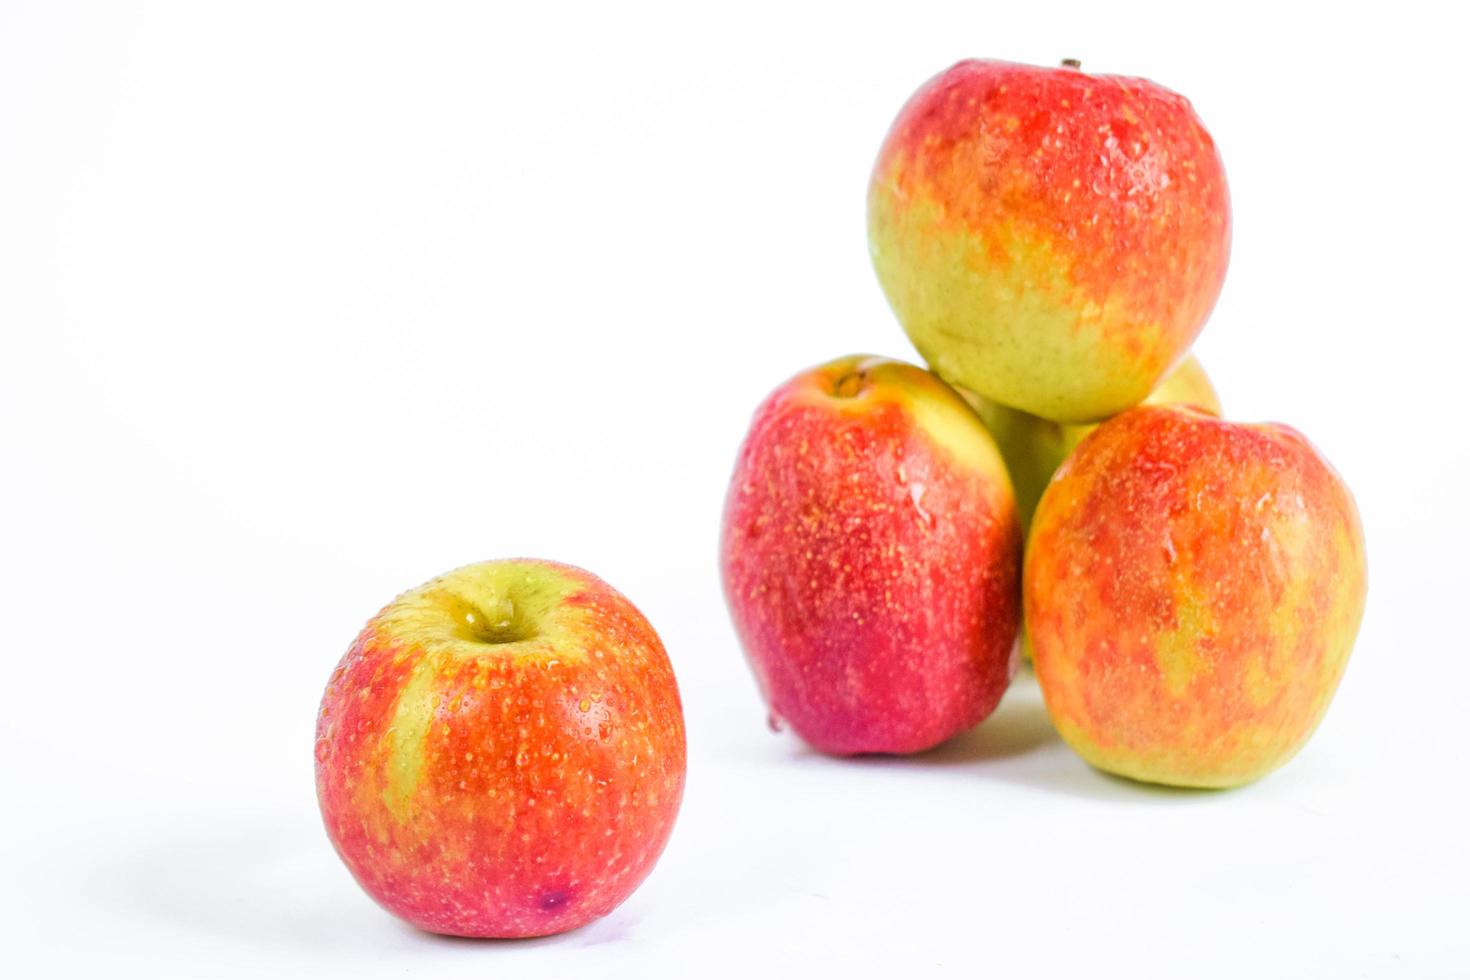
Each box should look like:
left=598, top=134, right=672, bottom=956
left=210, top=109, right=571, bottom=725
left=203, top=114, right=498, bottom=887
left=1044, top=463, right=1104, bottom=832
left=315, top=559, right=686, bottom=937
left=869, top=58, right=1230, bottom=422
left=1026, top=406, right=1367, bottom=787
left=721, top=355, right=1021, bottom=755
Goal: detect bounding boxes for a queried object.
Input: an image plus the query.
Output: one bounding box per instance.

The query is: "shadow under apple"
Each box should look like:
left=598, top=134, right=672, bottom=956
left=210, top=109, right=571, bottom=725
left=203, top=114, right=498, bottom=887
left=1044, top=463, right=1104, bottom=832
left=90, top=815, right=652, bottom=952
left=788, top=671, right=1224, bottom=805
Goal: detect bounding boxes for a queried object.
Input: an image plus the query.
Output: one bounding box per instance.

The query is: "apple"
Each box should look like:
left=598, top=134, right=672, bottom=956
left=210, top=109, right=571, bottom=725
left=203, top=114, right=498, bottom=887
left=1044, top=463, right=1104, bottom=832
left=315, top=559, right=686, bottom=937
left=868, top=58, right=1231, bottom=423
left=1025, top=405, right=1367, bottom=788
left=965, top=354, right=1221, bottom=534
left=721, top=355, right=1021, bottom=755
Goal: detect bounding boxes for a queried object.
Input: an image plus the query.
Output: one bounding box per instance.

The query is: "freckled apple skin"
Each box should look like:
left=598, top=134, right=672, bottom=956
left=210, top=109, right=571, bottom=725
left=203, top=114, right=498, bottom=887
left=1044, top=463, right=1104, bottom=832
left=869, top=59, right=1230, bottom=423
left=1025, top=406, right=1367, bottom=788
left=315, top=559, right=686, bottom=938
left=965, top=354, right=1221, bottom=535
left=721, top=355, right=1022, bottom=755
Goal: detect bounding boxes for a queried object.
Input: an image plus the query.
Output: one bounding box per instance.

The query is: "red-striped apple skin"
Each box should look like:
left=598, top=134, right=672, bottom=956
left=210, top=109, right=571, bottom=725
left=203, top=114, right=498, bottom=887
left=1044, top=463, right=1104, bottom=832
left=721, top=356, right=1021, bottom=755
left=1026, top=406, right=1366, bottom=788
left=870, top=59, right=1230, bottom=423
left=315, top=559, right=686, bottom=937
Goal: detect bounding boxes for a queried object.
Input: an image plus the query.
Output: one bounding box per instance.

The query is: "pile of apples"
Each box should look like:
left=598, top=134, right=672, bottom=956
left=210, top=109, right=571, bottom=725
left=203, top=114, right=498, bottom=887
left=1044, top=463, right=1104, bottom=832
left=721, top=58, right=1367, bottom=789
left=312, top=57, right=1367, bottom=942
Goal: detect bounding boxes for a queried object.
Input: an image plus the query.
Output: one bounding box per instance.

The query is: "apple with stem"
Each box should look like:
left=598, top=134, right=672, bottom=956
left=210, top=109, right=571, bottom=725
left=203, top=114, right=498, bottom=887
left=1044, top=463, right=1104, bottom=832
left=721, top=355, right=1021, bottom=755
left=869, top=58, right=1230, bottom=422
left=315, top=559, right=686, bottom=937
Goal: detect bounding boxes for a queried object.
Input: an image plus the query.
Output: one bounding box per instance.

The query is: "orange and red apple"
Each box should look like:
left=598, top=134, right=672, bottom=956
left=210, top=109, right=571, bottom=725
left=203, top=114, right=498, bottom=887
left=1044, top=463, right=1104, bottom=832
left=721, top=355, right=1021, bottom=755
left=869, top=59, right=1230, bottom=423
left=1025, top=406, right=1366, bottom=787
left=315, top=559, right=686, bottom=937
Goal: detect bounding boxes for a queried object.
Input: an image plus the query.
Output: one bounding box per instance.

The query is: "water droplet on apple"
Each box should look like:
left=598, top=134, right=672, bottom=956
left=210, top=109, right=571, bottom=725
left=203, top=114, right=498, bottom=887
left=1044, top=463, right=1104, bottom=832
left=538, top=889, right=570, bottom=911
left=908, top=483, right=936, bottom=528
left=766, top=711, right=785, bottom=733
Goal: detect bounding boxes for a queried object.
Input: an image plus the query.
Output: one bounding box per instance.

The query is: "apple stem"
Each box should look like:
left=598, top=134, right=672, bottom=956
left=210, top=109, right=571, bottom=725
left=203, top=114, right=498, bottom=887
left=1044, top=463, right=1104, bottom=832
left=833, top=370, right=867, bottom=399
left=1061, top=58, right=1081, bottom=69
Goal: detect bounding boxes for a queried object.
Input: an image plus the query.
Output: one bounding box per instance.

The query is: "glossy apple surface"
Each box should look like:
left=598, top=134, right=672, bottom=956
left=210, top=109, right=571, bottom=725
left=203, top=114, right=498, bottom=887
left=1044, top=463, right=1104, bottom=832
left=1025, top=406, right=1366, bottom=787
left=869, top=59, right=1230, bottom=422
left=315, top=559, right=686, bottom=937
left=721, top=355, right=1021, bottom=755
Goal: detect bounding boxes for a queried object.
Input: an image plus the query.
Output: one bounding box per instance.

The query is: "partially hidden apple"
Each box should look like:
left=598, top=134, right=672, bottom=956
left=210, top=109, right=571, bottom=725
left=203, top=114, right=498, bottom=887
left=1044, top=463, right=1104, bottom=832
left=721, top=355, right=1021, bottom=755
left=1025, top=405, right=1366, bottom=788
left=869, top=58, right=1230, bottom=423
left=966, top=353, right=1221, bottom=534
left=315, top=559, right=686, bottom=937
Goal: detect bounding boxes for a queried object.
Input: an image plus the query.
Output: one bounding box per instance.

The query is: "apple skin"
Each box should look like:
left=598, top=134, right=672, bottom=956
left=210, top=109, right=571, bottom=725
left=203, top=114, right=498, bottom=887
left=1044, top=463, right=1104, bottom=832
left=869, top=59, right=1230, bottom=423
left=966, top=354, right=1221, bottom=534
left=721, top=355, right=1022, bottom=755
left=315, top=559, right=686, bottom=938
left=1025, top=406, right=1366, bottom=788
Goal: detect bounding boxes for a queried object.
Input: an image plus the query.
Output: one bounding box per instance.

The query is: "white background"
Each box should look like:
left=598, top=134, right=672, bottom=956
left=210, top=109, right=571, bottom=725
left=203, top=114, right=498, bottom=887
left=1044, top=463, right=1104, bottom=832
left=3, top=1, right=1467, bottom=976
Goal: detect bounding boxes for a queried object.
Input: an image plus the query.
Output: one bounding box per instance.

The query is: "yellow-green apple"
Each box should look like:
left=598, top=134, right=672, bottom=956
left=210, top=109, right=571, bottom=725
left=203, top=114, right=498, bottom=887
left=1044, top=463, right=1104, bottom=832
left=966, top=354, right=1221, bottom=534
left=315, top=559, right=686, bottom=937
left=869, top=59, right=1231, bottom=423
left=1025, top=406, right=1367, bottom=788
left=721, top=355, right=1021, bottom=755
